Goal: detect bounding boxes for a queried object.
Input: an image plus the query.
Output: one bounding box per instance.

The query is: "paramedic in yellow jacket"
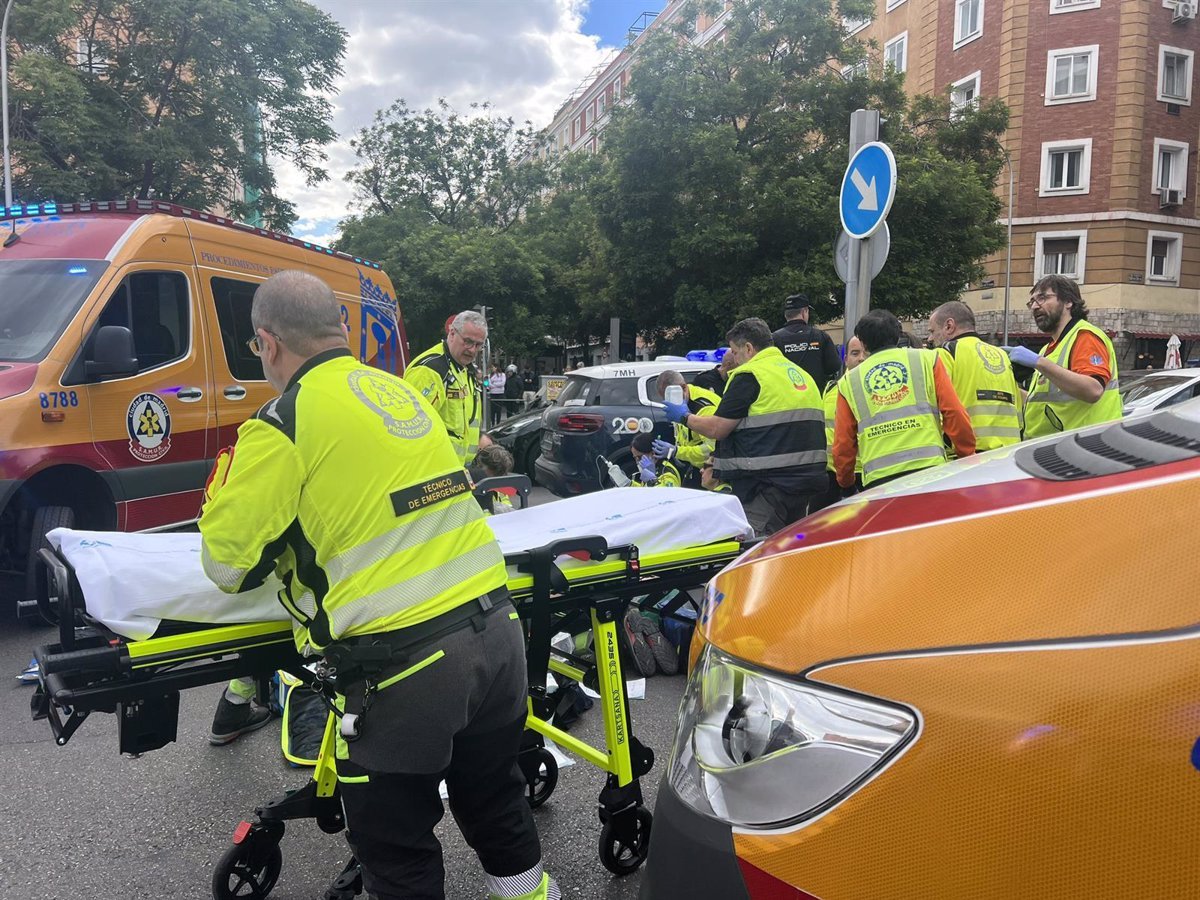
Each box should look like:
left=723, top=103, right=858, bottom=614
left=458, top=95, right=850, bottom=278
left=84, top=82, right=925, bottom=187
left=651, top=369, right=720, bottom=482
left=403, top=310, right=487, bottom=466
left=199, top=272, right=558, bottom=900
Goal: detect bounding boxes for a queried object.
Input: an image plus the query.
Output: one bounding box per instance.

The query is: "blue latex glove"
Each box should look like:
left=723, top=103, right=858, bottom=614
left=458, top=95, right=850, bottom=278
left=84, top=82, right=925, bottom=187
left=637, top=455, right=657, bottom=485
left=1003, top=345, right=1041, bottom=368
left=663, top=401, right=690, bottom=424
left=651, top=439, right=676, bottom=460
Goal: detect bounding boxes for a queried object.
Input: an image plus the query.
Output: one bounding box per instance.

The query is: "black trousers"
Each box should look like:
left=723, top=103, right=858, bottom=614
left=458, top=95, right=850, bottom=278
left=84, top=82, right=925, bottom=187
left=339, top=712, right=541, bottom=900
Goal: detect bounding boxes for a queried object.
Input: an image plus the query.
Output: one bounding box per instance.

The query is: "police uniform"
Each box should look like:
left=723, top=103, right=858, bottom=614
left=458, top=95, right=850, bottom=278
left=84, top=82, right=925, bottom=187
left=936, top=333, right=1022, bottom=451
left=199, top=347, right=554, bottom=900
left=1024, top=319, right=1122, bottom=439
left=771, top=320, right=841, bottom=390
left=403, top=339, right=483, bottom=466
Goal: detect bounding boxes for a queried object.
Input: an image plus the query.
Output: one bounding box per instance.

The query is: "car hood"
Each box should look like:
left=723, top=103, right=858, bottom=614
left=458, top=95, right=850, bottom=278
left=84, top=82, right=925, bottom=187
left=0, top=362, right=38, bottom=401
left=487, top=407, right=544, bottom=437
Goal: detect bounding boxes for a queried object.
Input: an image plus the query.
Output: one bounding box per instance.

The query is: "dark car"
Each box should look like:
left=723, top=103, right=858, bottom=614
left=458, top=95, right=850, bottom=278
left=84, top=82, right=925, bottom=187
left=485, top=392, right=549, bottom=479
left=534, top=360, right=713, bottom=496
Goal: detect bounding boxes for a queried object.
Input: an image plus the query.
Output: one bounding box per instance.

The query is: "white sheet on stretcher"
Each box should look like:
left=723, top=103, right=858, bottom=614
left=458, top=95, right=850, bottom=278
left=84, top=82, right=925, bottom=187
left=47, top=486, right=749, bottom=641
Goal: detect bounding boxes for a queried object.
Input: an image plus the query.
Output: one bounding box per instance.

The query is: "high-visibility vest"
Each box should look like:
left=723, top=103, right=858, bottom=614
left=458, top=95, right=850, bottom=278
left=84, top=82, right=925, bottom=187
left=631, top=459, right=682, bottom=487
left=937, top=335, right=1022, bottom=451
left=403, top=340, right=482, bottom=465
left=1023, top=320, right=1122, bottom=439
left=839, top=347, right=946, bottom=486
left=712, top=346, right=825, bottom=482
left=200, top=348, right=507, bottom=653
left=823, top=378, right=862, bottom=476
left=673, top=385, right=721, bottom=469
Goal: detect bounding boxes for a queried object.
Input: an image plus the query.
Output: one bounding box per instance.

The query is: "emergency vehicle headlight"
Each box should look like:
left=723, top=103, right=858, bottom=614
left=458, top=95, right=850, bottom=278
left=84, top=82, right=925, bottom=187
left=667, top=644, right=918, bottom=829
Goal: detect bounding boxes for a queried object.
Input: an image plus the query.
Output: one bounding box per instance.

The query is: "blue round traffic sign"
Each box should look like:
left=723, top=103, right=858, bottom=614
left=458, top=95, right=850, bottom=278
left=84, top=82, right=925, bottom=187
left=839, top=142, right=897, bottom=240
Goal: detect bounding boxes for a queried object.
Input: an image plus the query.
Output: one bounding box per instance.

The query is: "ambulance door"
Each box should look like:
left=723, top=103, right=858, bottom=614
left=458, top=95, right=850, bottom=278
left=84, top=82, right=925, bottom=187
left=201, top=274, right=274, bottom=447
left=75, top=265, right=215, bottom=530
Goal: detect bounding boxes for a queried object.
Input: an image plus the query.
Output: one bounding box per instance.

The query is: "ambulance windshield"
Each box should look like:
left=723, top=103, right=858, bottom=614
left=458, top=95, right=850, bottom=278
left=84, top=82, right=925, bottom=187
left=0, top=259, right=108, bottom=362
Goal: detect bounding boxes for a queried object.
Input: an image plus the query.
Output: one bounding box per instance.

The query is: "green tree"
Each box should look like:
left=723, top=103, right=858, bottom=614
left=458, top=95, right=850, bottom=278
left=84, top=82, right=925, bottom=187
left=9, top=0, right=346, bottom=229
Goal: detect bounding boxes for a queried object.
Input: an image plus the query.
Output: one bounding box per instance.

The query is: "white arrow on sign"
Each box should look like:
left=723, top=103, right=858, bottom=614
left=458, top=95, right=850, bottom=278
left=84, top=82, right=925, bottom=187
left=850, top=168, right=878, bottom=211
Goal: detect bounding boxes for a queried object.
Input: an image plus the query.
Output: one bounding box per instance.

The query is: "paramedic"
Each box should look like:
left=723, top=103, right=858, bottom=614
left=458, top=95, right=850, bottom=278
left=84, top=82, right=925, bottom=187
left=404, top=310, right=487, bottom=466
left=1004, top=274, right=1122, bottom=438
left=666, top=317, right=826, bottom=536
left=834, top=309, right=975, bottom=491
left=199, top=271, right=558, bottom=900
left=927, top=301, right=1022, bottom=451
left=651, top=370, right=720, bottom=483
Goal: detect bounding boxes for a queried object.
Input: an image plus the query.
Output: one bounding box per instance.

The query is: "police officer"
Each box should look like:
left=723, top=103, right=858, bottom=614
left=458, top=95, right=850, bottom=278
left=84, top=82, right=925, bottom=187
left=834, top=310, right=975, bottom=491
left=665, top=317, right=827, bottom=536
left=651, top=369, right=720, bottom=483
left=927, top=301, right=1022, bottom=451
left=404, top=310, right=487, bottom=466
left=773, top=293, right=841, bottom=390
left=1004, top=275, right=1122, bottom=438
left=199, top=272, right=558, bottom=900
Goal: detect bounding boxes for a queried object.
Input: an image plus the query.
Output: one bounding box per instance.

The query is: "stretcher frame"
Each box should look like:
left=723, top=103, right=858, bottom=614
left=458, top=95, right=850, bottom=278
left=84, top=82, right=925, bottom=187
left=29, top=530, right=744, bottom=897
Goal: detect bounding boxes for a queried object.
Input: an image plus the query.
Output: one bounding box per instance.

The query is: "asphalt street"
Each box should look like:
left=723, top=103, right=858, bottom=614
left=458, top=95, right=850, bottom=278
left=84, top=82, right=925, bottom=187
left=0, top=485, right=690, bottom=900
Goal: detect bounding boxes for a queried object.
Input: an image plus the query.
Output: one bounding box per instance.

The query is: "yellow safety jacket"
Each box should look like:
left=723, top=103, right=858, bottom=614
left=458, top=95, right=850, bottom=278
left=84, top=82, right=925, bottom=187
left=840, top=347, right=945, bottom=487
left=936, top=335, right=1022, bottom=452
left=403, top=340, right=483, bottom=465
left=673, top=385, right=721, bottom=469
left=632, top=459, right=682, bottom=488
left=200, top=348, right=507, bottom=654
left=823, top=379, right=862, bottom=476
left=712, top=346, right=825, bottom=483
left=1024, top=320, right=1122, bottom=439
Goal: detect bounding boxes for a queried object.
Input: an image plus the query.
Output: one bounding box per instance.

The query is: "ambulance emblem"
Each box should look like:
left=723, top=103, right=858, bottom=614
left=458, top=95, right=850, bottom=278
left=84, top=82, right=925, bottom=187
left=127, top=393, right=172, bottom=462
left=349, top=370, right=433, bottom=440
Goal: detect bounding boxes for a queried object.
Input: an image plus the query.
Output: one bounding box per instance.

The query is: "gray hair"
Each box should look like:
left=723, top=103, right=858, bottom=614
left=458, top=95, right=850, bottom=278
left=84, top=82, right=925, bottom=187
left=655, top=369, right=686, bottom=397
left=451, top=310, right=488, bottom=335
left=251, top=270, right=345, bottom=355
left=931, top=300, right=976, bottom=331
left=725, top=317, right=773, bottom=351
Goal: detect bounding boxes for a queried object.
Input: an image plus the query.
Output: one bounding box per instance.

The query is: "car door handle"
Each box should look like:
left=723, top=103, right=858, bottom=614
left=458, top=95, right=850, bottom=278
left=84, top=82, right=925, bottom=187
left=177, top=387, right=204, bottom=402
left=223, top=385, right=247, bottom=400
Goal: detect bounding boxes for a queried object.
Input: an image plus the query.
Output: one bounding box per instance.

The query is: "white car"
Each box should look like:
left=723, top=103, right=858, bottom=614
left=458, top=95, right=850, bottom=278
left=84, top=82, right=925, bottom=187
left=1119, top=368, right=1200, bottom=418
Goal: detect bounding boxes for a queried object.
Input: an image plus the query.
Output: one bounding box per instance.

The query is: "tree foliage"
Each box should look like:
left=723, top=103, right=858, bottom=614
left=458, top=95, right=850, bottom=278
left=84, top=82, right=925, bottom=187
left=10, top=0, right=346, bottom=229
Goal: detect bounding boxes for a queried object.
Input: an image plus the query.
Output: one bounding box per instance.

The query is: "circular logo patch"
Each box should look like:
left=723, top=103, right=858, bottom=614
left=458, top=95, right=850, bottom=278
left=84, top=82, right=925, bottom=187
left=975, top=341, right=1007, bottom=375
left=786, top=366, right=809, bottom=391
left=864, top=361, right=911, bottom=406
left=348, top=370, right=433, bottom=440
left=127, top=393, right=172, bottom=462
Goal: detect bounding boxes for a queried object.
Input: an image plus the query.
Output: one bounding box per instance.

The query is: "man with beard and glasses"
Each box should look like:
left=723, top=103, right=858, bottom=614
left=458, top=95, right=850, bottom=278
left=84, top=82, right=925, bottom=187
left=1003, top=275, right=1122, bottom=439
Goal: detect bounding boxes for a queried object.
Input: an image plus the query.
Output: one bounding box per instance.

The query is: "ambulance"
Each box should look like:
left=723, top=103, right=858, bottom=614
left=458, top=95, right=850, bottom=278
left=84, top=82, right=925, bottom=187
left=0, top=199, right=405, bottom=614
left=643, top=399, right=1200, bottom=899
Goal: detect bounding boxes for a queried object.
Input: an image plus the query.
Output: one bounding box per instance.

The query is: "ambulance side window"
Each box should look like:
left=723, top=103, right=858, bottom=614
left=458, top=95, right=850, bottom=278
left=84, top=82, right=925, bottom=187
left=210, top=276, right=265, bottom=381
left=85, top=271, right=189, bottom=373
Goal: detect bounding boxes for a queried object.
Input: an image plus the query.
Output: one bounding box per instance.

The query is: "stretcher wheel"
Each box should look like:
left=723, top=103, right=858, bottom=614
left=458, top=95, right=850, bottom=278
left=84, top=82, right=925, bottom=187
left=525, top=747, right=558, bottom=808
left=212, top=834, right=283, bottom=899
left=598, top=806, right=652, bottom=876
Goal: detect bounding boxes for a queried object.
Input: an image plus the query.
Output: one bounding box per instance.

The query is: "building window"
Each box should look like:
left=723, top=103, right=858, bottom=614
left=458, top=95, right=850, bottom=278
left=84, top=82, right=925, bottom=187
left=950, top=71, right=982, bottom=112
left=1035, top=231, right=1087, bottom=282
left=843, top=15, right=870, bottom=35
left=954, top=0, right=984, bottom=49
left=1039, top=138, right=1092, bottom=196
left=886, top=0, right=908, bottom=9
left=614, top=78, right=622, bottom=101
left=1045, top=45, right=1098, bottom=104
left=1158, top=46, right=1193, bottom=105
left=75, top=37, right=108, bottom=74
left=599, top=93, right=607, bottom=115
left=1153, top=138, right=1189, bottom=197
left=1145, top=231, right=1182, bottom=284
left=842, top=60, right=868, bottom=80
left=884, top=32, right=908, bottom=73
left=1050, top=0, right=1100, bottom=12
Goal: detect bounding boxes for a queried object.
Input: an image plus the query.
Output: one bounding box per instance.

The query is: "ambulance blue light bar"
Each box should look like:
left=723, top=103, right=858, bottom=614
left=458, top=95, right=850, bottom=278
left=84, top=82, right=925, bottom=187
left=0, top=198, right=384, bottom=270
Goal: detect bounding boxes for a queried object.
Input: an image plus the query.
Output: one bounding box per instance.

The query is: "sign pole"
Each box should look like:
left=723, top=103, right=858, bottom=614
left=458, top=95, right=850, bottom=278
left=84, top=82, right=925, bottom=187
left=843, top=109, right=880, bottom=340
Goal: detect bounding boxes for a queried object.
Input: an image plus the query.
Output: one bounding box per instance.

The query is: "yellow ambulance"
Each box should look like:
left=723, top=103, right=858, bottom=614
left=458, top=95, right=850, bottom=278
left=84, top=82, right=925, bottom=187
left=0, top=200, right=405, bottom=613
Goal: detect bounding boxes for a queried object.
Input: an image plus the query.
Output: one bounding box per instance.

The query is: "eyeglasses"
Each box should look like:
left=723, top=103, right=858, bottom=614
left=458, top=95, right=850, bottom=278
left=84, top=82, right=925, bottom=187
left=1026, top=292, right=1056, bottom=310
left=246, top=331, right=281, bottom=356
left=453, top=331, right=486, bottom=350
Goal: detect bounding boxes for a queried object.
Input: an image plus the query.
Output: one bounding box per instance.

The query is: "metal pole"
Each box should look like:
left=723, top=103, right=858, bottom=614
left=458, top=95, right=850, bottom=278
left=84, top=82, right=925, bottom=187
left=1002, top=148, right=1013, bottom=346
left=843, top=109, right=880, bottom=340
left=2, top=0, right=15, bottom=209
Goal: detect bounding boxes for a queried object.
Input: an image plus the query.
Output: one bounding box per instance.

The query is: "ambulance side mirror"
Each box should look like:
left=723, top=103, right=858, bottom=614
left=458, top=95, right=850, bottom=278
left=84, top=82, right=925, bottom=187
left=85, top=325, right=139, bottom=381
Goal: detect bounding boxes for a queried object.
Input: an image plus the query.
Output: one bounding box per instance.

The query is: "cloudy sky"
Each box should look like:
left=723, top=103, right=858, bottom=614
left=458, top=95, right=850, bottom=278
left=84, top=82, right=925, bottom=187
left=278, top=0, right=655, bottom=247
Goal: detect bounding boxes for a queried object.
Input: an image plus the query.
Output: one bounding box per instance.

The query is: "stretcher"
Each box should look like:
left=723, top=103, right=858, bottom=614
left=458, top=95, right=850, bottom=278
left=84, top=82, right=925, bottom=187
left=28, top=486, right=751, bottom=899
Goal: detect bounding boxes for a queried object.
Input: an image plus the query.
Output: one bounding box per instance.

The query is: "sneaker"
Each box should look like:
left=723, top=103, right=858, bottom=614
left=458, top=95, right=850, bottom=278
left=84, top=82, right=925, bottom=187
left=16, top=658, right=38, bottom=685
left=622, top=610, right=657, bottom=678
left=209, top=696, right=272, bottom=745
left=647, top=632, right=679, bottom=676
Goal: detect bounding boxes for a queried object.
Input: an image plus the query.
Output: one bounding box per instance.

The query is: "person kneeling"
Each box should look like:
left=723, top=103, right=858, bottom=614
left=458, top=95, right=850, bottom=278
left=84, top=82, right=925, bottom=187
left=629, top=433, right=681, bottom=487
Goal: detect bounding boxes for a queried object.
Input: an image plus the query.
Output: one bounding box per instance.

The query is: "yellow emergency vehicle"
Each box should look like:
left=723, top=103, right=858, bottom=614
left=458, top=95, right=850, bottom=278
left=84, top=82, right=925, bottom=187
left=0, top=199, right=405, bottom=613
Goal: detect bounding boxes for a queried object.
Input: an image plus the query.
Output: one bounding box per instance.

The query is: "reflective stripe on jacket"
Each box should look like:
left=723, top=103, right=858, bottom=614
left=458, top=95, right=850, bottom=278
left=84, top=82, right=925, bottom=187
left=200, top=348, right=507, bottom=654
left=403, top=341, right=482, bottom=465
left=938, top=335, right=1023, bottom=451
left=674, top=385, right=721, bottom=469
left=1023, top=320, right=1122, bottom=439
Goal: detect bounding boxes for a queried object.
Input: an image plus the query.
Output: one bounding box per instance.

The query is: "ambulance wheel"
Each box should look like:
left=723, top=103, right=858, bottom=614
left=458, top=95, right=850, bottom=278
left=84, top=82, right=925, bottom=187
left=525, top=747, right=558, bottom=808
left=23, top=505, right=74, bottom=612
left=598, top=806, right=652, bottom=876
left=212, top=837, right=283, bottom=899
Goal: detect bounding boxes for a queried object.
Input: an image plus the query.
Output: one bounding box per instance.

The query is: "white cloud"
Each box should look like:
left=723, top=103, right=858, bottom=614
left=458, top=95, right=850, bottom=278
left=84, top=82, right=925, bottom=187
left=276, top=0, right=615, bottom=246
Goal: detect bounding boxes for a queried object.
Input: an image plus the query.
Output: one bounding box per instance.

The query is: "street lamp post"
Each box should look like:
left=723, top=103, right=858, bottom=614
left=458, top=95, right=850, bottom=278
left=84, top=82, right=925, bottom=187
left=1, top=0, right=15, bottom=210
left=1000, top=143, right=1014, bottom=346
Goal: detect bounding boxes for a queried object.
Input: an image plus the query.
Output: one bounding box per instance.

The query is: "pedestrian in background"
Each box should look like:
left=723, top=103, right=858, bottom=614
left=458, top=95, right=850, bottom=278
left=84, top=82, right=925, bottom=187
left=503, top=364, right=522, bottom=416
left=1004, top=275, right=1122, bottom=438
left=928, top=301, right=1022, bottom=451
left=835, top=310, right=974, bottom=492
left=521, top=366, right=538, bottom=406
left=487, top=365, right=507, bottom=426
left=773, top=293, right=841, bottom=390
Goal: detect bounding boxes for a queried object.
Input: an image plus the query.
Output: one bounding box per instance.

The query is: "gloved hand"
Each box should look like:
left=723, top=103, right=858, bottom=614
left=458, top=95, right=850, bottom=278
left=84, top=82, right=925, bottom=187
left=651, top=439, right=676, bottom=460
left=663, top=401, right=690, bottom=424
left=204, top=446, right=235, bottom=505
left=637, top=455, right=658, bottom=485
left=1003, top=345, right=1041, bottom=369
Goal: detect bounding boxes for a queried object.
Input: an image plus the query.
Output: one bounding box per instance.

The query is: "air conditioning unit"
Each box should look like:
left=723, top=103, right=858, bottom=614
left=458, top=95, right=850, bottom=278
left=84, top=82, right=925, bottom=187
left=1174, top=0, right=1196, bottom=23
left=1160, top=188, right=1183, bottom=208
